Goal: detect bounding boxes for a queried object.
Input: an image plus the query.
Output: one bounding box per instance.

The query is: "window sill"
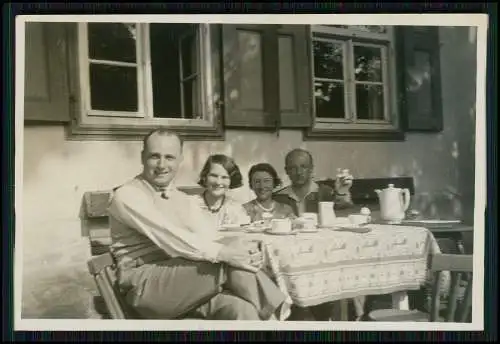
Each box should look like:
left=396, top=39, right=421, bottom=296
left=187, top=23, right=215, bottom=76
left=66, top=119, right=225, bottom=141
left=303, top=127, right=406, bottom=142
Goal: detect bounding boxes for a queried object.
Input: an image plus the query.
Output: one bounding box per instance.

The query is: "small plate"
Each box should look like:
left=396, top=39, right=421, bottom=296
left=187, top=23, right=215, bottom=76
left=264, top=230, right=297, bottom=236
left=296, top=228, right=320, bottom=233
left=244, top=226, right=271, bottom=233
left=333, top=225, right=372, bottom=233
left=219, top=225, right=245, bottom=232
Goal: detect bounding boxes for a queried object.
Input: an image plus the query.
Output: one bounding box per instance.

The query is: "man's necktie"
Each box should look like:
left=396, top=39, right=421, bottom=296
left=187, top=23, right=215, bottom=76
left=158, top=187, right=169, bottom=199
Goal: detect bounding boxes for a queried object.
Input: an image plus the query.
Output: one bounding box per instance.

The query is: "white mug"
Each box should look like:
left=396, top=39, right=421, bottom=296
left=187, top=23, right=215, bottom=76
left=318, top=201, right=336, bottom=227
left=301, top=212, right=317, bottom=230
left=270, top=218, right=292, bottom=233
left=261, top=212, right=273, bottom=225
left=348, top=214, right=369, bottom=226
left=302, top=212, right=318, bottom=224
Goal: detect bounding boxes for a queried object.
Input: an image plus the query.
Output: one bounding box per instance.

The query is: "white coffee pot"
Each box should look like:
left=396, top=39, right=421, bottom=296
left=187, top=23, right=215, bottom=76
left=375, top=184, right=411, bottom=223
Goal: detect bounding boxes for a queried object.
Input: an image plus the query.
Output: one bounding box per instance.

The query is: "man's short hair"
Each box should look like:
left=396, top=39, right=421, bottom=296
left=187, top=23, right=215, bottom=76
left=142, top=128, right=184, bottom=151
left=285, top=148, right=314, bottom=166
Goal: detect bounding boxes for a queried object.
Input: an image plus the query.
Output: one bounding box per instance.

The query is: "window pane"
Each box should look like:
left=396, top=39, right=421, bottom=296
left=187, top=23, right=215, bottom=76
left=314, top=81, right=345, bottom=119
left=313, top=40, right=344, bottom=80
left=180, top=27, right=198, bottom=79
left=238, top=30, right=264, bottom=110
left=150, top=23, right=199, bottom=119
left=88, top=23, right=137, bottom=63
left=279, top=35, right=296, bottom=111
left=407, top=51, right=432, bottom=116
left=182, top=78, right=202, bottom=120
left=355, top=84, right=384, bottom=120
left=89, top=64, right=138, bottom=112
left=354, top=45, right=383, bottom=82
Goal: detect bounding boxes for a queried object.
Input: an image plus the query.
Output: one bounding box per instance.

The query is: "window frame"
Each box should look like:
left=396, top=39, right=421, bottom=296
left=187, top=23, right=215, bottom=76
left=305, top=25, right=404, bottom=141
left=69, top=22, right=224, bottom=141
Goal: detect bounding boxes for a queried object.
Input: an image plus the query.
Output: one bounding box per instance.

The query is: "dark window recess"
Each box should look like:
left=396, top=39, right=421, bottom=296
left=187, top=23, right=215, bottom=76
left=150, top=23, right=201, bottom=119
left=314, top=81, right=345, bottom=119
left=87, top=23, right=137, bottom=63
left=398, top=26, right=443, bottom=132
left=356, top=84, right=384, bottom=120
left=89, top=64, right=138, bottom=112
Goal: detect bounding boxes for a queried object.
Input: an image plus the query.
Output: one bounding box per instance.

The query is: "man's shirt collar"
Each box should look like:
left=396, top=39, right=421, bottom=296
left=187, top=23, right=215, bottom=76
left=276, top=181, right=319, bottom=202
left=137, top=174, right=177, bottom=199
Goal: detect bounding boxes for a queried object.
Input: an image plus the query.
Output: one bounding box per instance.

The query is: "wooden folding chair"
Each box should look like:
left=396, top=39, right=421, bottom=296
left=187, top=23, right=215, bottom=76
left=87, top=252, right=140, bottom=319
left=368, top=253, right=473, bottom=322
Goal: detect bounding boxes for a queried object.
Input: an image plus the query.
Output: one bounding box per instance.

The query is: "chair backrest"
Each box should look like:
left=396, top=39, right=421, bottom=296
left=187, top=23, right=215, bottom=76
left=429, top=253, right=473, bottom=322
left=83, top=191, right=113, bottom=256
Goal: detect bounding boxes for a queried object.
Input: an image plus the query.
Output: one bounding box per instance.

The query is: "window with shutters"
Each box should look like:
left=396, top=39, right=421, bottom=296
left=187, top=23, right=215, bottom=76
left=71, top=22, right=223, bottom=140
left=26, top=22, right=443, bottom=141
left=305, top=25, right=404, bottom=140
left=305, top=25, right=444, bottom=140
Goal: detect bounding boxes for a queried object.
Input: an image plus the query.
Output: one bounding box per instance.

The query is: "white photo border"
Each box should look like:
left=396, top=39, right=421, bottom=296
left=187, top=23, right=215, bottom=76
left=14, top=13, right=489, bottom=332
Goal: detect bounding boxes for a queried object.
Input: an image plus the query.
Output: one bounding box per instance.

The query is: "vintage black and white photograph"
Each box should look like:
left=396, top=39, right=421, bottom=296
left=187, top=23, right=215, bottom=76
left=15, top=14, right=487, bottom=331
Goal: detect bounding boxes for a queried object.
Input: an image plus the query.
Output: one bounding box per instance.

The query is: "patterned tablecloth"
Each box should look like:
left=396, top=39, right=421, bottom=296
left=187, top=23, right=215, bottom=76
left=219, top=224, right=448, bottom=314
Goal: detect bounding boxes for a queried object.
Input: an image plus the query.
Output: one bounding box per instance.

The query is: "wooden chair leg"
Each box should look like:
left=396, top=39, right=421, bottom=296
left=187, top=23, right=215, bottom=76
left=339, top=299, right=349, bottom=321
left=352, top=296, right=366, bottom=318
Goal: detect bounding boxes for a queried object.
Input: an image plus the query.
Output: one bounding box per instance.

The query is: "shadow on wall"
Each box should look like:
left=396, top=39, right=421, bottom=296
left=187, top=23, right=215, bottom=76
left=439, top=26, right=478, bottom=223
left=387, top=26, right=478, bottom=223
left=409, top=191, right=463, bottom=220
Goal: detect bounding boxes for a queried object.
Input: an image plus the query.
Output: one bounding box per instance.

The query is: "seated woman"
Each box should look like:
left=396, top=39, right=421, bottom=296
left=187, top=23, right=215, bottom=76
left=243, top=163, right=296, bottom=222
left=193, top=154, right=251, bottom=231
left=191, top=154, right=290, bottom=320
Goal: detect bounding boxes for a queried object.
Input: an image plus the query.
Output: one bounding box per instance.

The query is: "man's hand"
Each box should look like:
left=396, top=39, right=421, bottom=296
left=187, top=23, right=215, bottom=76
left=335, top=168, right=354, bottom=195
left=216, top=239, right=263, bottom=273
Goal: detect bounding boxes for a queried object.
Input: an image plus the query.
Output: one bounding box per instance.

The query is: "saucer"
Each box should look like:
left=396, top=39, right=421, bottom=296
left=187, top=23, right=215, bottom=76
left=333, top=225, right=372, bottom=233
left=297, top=228, right=320, bottom=233
left=219, top=225, right=244, bottom=232
left=244, top=226, right=271, bottom=233
left=265, top=230, right=297, bottom=236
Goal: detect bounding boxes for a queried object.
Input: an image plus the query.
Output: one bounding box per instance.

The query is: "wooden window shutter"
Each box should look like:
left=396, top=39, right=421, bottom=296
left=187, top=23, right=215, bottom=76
left=397, top=26, right=443, bottom=132
left=277, top=25, right=312, bottom=128
left=24, top=22, right=72, bottom=122
left=222, top=24, right=280, bottom=129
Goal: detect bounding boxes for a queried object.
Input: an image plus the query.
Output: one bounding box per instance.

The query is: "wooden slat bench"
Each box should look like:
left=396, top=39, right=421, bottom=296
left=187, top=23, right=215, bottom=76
left=318, top=176, right=416, bottom=206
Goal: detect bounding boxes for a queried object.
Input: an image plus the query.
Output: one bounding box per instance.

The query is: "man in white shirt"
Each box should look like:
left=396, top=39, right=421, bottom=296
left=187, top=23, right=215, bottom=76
left=108, top=128, right=286, bottom=320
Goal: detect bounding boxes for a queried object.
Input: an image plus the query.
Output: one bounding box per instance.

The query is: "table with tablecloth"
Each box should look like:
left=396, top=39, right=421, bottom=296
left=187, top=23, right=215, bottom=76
left=218, top=224, right=449, bottom=320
